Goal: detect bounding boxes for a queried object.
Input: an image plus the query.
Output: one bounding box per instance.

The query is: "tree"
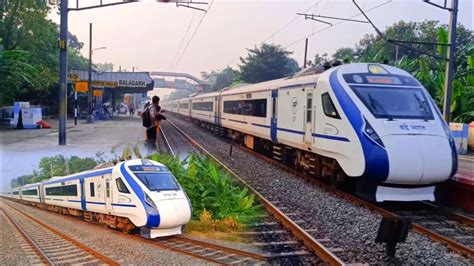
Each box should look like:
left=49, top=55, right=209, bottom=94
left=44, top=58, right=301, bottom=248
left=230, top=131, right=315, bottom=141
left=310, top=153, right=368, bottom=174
left=239, top=43, right=299, bottom=83
left=10, top=155, right=99, bottom=187
left=96, top=62, right=114, bottom=72
left=312, top=53, right=330, bottom=66
left=201, top=66, right=238, bottom=91
left=332, top=47, right=354, bottom=63
left=0, top=0, right=89, bottom=106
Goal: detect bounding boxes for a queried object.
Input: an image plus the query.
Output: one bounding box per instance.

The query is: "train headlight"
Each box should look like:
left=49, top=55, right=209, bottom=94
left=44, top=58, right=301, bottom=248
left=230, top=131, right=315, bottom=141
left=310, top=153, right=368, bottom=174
left=144, top=193, right=157, bottom=209
left=364, top=118, right=385, bottom=148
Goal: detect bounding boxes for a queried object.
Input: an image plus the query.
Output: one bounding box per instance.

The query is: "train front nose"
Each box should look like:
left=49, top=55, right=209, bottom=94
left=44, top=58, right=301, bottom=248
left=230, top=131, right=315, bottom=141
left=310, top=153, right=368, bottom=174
left=156, top=198, right=192, bottom=228
left=383, top=135, right=453, bottom=184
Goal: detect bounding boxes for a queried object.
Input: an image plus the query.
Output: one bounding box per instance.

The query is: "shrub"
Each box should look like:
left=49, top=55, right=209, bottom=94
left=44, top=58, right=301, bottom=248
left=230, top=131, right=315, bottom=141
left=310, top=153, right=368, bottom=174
left=148, top=153, right=262, bottom=225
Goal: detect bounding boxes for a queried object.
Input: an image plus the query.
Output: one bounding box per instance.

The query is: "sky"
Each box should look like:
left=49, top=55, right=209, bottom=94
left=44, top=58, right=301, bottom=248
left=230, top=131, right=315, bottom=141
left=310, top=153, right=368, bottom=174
left=49, top=0, right=473, bottom=78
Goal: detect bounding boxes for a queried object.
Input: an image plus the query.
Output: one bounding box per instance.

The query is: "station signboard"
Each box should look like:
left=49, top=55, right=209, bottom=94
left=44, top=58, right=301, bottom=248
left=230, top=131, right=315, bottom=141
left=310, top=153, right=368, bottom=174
left=75, top=81, right=88, bottom=92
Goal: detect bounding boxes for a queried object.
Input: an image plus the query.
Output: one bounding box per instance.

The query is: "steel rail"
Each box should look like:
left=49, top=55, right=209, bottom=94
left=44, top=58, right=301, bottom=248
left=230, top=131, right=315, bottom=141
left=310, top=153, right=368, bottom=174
left=5, top=202, right=120, bottom=266
left=167, top=119, right=345, bottom=266
left=160, top=125, right=175, bottom=156
left=174, top=235, right=267, bottom=261
left=0, top=208, right=53, bottom=265
left=421, top=201, right=474, bottom=227
left=2, top=198, right=266, bottom=265
left=191, top=124, right=474, bottom=260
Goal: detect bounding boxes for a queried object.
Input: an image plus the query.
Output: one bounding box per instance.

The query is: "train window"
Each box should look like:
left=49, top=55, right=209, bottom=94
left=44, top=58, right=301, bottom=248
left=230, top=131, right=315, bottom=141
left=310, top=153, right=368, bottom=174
left=12, top=191, right=19, bottom=195
left=223, top=99, right=267, bottom=117
left=306, top=94, right=313, bottom=123
left=45, top=184, right=78, bottom=196
left=106, top=180, right=110, bottom=198
left=90, top=182, right=95, bottom=197
left=116, top=178, right=130, bottom=194
left=322, top=93, right=341, bottom=119
left=22, top=189, right=37, bottom=196
left=192, top=102, right=213, bottom=111
left=179, top=103, right=189, bottom=109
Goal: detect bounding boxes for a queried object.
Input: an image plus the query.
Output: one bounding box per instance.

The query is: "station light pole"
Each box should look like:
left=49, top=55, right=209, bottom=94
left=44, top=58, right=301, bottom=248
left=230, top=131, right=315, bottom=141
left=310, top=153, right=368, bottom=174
left=87, top=22, right=106, bottom=122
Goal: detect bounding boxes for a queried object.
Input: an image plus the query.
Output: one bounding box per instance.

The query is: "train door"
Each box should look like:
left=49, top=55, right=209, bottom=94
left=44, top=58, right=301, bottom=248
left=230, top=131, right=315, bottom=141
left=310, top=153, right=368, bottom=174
left=80, top=178, right=87, bottom=211
left=271, top=89, right=278, bottom=143
left=214, top=96, right=219, bottom=125
left=105, top=175, right=112, bottom=212
left=188, top=100, right=192, bottom=117
left=304, top=90, right=314, bottom=144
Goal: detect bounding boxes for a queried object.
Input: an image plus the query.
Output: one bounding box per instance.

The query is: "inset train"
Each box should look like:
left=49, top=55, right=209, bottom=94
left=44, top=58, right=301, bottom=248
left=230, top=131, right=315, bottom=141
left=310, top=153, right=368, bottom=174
left=4, top=159, right=192, bottom=238
left=164, top=63, right=457, bottom=202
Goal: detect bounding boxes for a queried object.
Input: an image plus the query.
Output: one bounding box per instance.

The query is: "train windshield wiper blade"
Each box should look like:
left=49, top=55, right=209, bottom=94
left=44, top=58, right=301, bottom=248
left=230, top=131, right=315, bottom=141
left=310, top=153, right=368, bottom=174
left=413, top=93, right=430, bottom=121
left=368, top=93, right=394, bottom=121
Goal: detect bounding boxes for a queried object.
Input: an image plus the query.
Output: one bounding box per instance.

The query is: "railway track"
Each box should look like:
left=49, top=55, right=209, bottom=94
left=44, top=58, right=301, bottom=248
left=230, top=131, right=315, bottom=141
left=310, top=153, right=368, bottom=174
left=167, top=115, right=474, bottom=261
left=1, top=201, right=119, bottom=265
left=163, top=119, right=345, bottom=265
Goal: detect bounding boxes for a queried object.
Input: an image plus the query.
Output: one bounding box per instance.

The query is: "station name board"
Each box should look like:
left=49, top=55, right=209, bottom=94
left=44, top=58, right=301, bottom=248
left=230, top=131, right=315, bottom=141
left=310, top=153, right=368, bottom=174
left=118, top=79, right=146, bottom=87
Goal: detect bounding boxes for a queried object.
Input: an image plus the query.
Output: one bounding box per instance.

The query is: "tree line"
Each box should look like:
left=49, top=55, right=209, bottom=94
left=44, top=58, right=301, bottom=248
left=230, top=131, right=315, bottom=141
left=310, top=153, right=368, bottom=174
left=0, top=1, right=114, bottom=107
left=193, top=20, right=473, bottom=123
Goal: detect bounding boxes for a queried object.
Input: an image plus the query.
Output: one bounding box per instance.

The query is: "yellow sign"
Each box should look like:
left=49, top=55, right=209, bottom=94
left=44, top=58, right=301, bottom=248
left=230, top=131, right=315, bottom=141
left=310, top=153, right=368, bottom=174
left=93, top=90, right=103, bottom=97
left=93, top=81, right=117, bottom=87
left=75, top=81, right=88, bottom=92
left=68, top=73, right=80, bottom=81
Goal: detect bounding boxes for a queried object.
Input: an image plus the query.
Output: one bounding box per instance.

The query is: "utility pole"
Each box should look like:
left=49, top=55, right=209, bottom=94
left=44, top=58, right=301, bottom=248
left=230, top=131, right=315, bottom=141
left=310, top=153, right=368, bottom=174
left=58, top=0, right=68, bottom=145
left=303, top=38, right=308, bottom=68
left=88, top=22, right=94, bottom=122
left=443, top=0, right=458, bottom=123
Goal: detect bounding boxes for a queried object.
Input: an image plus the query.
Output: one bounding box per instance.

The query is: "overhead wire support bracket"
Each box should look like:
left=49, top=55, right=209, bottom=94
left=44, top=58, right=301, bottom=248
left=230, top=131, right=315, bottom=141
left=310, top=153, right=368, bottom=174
left=423, top=0, right=452, bottom=11
left=69, top=1, right=136, bottom=12
left=69, top=1, right=208, bottom=12
left=297, top=13, right=369, bottom=24
left=352, top=0, right=448, bottom=61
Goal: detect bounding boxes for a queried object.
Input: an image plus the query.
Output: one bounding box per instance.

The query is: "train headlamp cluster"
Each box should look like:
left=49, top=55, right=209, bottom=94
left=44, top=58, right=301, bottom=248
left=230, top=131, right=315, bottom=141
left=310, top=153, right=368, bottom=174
left=364, top=118, right=385, bottom=148
left=144, top=192, right=157, bottom=209
left=368, top=64, right=388, bottom=75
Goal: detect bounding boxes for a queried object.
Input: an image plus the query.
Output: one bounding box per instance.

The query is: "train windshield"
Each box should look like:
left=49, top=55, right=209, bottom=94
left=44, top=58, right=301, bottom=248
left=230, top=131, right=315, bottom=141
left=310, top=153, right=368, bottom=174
left=134, top=172, right=180, bottom=191
left=351, top=86, right=434, bottom=120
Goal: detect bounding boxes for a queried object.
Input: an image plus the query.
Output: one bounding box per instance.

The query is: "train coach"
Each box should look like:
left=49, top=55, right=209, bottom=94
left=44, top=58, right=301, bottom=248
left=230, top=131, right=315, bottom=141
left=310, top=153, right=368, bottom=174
left=166, top=63, right=457, bottom=202
left=5, top=159, right=192, bottom=238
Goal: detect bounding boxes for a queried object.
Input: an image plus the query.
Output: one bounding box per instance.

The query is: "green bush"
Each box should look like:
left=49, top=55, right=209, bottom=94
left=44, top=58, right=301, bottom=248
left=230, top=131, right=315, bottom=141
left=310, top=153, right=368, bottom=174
left=148, top=153, right=262, bottom=224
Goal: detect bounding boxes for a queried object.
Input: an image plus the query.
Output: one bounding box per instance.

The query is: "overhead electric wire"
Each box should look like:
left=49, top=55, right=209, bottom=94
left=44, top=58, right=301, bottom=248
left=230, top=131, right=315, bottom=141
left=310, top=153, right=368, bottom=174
left=173, top=0, right=215, bottom=70
left=262, top=0, right=321, bottom=44
left=170, top=10, right=198, bottom=69
left=284, top=0, right=392, bottom=48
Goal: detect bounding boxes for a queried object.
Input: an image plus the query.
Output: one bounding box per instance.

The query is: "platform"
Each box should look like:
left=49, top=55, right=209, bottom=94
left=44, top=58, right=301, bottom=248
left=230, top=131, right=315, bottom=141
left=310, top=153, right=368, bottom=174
left=439, top=155, right=474, bottom=212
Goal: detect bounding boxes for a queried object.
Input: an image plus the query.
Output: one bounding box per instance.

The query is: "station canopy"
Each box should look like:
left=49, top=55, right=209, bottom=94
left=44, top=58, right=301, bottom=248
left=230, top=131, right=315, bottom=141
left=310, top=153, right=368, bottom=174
left=68, top=69, right=154, bottom=94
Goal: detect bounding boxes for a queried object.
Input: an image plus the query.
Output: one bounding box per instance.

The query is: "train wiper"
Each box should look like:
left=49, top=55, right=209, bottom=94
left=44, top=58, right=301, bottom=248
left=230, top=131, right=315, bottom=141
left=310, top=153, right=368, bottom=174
left=414, top=93, right=430, bottom=122
left=368, top=93, right=394, bottom=121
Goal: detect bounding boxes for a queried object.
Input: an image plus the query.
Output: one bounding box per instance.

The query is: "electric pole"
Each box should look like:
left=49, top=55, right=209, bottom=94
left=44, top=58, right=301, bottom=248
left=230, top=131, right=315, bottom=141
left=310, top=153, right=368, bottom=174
left=303, top=38, right=308, bottom=68
left=88, top=23, right=93, bottom=122
left=58, top=0, right=68, bottom=145
left=443, top=0, right=458, bottom=123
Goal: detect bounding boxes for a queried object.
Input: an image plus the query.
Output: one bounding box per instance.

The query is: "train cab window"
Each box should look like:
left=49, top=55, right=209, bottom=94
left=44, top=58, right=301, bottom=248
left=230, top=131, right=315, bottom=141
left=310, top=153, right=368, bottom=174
left=90, top=182, right=95, bottom=197
left=322, top=93, right=341, bottom=119
left=134, top=172, right=179, bottom=191
left=116, top=178, right=130, bottom=194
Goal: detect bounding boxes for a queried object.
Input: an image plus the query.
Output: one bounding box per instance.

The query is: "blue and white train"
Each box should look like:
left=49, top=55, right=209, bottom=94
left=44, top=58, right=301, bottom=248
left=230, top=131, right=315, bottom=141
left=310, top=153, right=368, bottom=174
left=164, top=63, right=457, bottom=202
left=5, top=159, right=192, bottom=238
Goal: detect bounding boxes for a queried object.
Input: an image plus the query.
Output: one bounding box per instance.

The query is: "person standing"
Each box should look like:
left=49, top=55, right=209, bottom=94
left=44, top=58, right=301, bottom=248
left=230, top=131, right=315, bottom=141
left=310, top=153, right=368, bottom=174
left=144, top=96, right=161, bottom=153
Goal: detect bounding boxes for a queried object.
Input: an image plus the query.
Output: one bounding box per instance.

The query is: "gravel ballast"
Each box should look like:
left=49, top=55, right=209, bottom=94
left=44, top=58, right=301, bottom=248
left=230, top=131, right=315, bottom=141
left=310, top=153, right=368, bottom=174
left=167, top=116, right=473, bottom=264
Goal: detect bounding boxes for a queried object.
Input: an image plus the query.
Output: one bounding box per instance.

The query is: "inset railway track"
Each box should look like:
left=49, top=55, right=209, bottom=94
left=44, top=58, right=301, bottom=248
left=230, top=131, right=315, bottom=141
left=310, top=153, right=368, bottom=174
left=1, top=202, right=118, bottom=265
left=163, top=119, right=345, bottom=265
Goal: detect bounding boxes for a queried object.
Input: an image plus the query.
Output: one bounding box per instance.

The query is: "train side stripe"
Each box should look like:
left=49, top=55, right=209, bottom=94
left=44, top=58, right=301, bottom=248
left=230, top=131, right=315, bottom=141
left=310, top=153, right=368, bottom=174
left=120, top=163, right=160, bottom=228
